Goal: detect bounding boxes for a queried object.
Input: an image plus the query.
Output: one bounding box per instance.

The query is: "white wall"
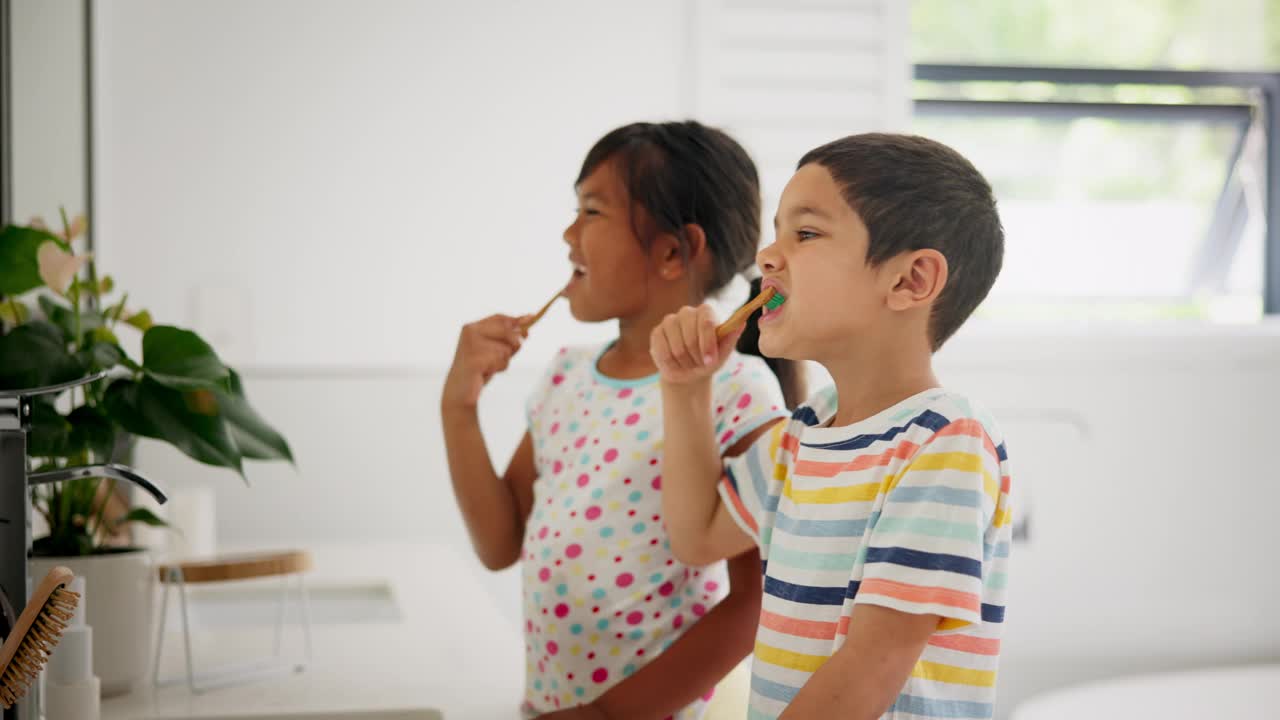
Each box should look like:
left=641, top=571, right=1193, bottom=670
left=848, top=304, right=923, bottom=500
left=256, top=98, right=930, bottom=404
left=91, top=0, right=906, bottom=369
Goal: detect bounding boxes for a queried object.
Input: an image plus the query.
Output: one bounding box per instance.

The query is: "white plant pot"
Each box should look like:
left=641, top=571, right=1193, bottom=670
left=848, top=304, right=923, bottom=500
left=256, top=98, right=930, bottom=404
left=30, top=548, right=155, bottom=698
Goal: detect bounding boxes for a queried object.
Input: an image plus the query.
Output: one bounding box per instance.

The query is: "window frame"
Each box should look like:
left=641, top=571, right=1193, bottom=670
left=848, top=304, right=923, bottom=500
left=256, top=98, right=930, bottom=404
left=913, top=63, right=1280, bottom=314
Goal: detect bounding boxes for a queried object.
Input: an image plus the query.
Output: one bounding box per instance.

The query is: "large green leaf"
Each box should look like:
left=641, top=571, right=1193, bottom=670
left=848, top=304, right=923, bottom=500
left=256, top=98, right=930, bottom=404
left=0, top=225, right=67, bottom=295
left=68, top=405, right=117, bottom=462
left=103, top=378, right=244, bottom=478
left=0, top=321, right=83, bottom=390
left=27, top=399, right=75, bottom=457
left=141, top=326, right=231, bottom=391
left=76, top=338, right=127, bottom=373
left=218, top=370, right=294, bottom=463
left=28, top=403, right=115, bottom=461
left=101, top=379, right=161, bottom=439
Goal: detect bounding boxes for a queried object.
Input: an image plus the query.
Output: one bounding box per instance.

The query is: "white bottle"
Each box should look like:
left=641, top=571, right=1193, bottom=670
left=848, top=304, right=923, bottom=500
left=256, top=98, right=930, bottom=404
left=44, top=576, right=100, bottom=720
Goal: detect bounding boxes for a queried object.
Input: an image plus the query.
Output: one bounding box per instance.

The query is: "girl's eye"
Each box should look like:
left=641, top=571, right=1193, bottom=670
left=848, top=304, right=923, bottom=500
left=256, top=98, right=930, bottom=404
left=797, top=230, right=818, bottom=241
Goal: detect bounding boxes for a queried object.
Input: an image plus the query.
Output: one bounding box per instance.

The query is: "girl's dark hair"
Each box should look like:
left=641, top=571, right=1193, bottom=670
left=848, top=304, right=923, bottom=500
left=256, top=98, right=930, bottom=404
left=578, top=121, right=806, bottom=407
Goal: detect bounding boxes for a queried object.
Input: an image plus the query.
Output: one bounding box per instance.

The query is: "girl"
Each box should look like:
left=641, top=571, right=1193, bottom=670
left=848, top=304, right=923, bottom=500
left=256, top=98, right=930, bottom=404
left=442, top=121, right=806, bottom=719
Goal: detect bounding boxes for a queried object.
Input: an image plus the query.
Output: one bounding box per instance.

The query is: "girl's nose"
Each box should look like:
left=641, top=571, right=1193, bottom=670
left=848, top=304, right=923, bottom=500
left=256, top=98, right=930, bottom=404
left=563, top=216, right=579, bottom=246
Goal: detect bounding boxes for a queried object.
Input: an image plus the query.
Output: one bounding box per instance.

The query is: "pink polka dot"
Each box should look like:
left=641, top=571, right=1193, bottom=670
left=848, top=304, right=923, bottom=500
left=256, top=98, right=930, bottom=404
left=626, top=611, right=644, bottom=625
left=692, top=603, right=707, bottom=617
left=554, top=603, right=570, bottom=618
left=552, top=461, right=563, bottom=474
left=577, top=474, right=590, bottom=487
left=552, top=375, right=565, bottom=385
left=719, top=430, right=734, bottom=444
left=574, top=436, right=587, bottom=449
left=704, top=581, right=719, bottom=592
left=538, top=526, right=549, bottom=539
left=618, top=388, right=633, bottom=399
left=547, top=641, right=559, bottom=655
left=737, top=393, right=752, bottom=409
left=603, top=448, right=619, bottom=463
left=538, top=567, right=551, bottom=582
left=658, top=581, right=675, bottom=597
left=673, top=614, right=684, bottom=629
left=592, top=668, right=609, bottom=684
left=585, top=506, right=602, bottom=521
left=566, top=543, right=582, bottom=559
left=651, top=476, right=662, bottom=490
left=616, top=572, right=634, bottom=588
left=702, top=688, right=716, bottom=702
left=624, top=413, right=641, bottom=426
left=549, top=422, right=560, bottom=435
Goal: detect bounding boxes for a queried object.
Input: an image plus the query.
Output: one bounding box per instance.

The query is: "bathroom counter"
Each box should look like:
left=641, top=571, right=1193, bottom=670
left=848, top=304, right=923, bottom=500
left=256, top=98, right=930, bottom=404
left=1011, top=664, right=1280, bottom=720
left=101, top=541, right=526, bottom=720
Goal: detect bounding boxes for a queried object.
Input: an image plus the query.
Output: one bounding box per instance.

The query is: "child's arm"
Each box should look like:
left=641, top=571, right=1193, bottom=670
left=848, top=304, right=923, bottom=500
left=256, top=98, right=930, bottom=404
left=651, top=305, right=774, bottom=565
left=779, top=605, right=939, bottom=720
left=441, top=314, right=538, bottom=570
left=538, top=548, right=764, bottom=720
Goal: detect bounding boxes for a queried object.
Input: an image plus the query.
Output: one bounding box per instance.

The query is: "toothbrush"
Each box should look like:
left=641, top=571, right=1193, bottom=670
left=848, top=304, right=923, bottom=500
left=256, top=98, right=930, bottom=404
left=716, top=287, right=786, bottom=339
left=518, top=290, right=562, bottom=336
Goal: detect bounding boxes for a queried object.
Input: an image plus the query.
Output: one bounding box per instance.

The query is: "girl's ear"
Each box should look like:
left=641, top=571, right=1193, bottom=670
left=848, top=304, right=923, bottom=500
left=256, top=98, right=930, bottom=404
left=651, top=224, right=708, bottom=281
left=885, top=248, right=948, bottom=311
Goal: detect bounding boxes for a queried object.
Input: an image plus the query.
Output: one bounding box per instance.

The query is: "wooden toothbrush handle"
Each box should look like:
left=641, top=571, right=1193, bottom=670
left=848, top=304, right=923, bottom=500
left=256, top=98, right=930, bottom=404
left=716, top=287, right=776, bottom=340
left=519, top=291, right=562, bottom=335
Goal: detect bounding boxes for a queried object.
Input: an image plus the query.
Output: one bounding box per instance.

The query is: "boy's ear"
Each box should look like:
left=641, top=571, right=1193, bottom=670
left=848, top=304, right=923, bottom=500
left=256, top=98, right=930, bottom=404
left=652, top=224, right=709, bottom=281
left=886, top=249, right=948, bottom=311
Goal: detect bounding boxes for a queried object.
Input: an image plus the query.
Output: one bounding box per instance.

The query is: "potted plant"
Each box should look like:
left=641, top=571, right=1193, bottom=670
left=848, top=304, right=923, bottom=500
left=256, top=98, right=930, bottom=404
left=0, top=212, right=293, bottom=696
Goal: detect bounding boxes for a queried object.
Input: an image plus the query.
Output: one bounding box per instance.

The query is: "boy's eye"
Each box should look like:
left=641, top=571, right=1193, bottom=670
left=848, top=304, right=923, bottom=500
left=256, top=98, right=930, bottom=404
left=576, top=207, right=602, bottom=217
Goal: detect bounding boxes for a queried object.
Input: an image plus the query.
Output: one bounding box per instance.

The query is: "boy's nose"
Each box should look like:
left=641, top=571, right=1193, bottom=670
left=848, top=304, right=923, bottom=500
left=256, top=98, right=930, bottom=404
left=757, top=242, right=783, bottom=273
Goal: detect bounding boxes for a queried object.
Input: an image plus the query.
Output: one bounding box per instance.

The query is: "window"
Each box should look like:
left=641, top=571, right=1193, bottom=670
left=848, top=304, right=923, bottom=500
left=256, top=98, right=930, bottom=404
left=911, top=1, right=1280, bottom=321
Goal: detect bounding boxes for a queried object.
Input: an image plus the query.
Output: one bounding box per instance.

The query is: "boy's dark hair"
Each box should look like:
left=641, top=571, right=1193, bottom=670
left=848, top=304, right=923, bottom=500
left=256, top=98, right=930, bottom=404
left=579, top=121, right=806, bottom=406
left=798, top=133, right=1004, bottom=350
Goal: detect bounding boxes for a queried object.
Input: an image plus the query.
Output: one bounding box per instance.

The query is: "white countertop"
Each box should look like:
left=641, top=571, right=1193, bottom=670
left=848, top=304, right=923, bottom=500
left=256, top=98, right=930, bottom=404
left=102, top=542, right=526, bottom=720
left=1011, top=664, right=1280, bottom=720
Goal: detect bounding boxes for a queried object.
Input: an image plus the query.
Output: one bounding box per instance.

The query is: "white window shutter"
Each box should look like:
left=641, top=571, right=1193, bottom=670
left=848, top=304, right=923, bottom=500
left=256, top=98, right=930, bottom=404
left=689, top=0, right=911, bottom=219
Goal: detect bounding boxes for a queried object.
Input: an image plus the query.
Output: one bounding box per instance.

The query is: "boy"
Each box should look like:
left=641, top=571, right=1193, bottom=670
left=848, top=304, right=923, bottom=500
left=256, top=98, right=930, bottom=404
left=650, top=133, right=1012, bottom=720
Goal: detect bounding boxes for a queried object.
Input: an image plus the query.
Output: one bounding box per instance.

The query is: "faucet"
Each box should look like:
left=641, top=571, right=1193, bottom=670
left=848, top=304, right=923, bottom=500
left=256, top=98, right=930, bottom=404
left=0, top=374, right=167, bottom=720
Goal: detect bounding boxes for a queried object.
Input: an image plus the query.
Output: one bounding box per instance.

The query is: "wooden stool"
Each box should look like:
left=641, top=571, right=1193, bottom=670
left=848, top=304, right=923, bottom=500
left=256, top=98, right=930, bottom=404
left=153, top=550, right=314, bottom=693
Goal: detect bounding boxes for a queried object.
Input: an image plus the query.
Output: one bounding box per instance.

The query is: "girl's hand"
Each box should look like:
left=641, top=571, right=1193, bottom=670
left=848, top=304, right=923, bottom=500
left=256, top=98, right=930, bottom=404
left=650, top=304, right=741, bottom=386
left=442, top=314, right=529, bottom=410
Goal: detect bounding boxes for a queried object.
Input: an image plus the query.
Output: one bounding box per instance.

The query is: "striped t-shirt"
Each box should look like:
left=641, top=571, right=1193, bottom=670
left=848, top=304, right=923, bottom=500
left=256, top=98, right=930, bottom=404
left=719, top=386, right=1012, bottom=720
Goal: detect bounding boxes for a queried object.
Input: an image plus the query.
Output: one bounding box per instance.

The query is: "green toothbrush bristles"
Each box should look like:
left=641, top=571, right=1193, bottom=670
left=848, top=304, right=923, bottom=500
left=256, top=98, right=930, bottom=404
left=765, top=292, right=786, bottom=310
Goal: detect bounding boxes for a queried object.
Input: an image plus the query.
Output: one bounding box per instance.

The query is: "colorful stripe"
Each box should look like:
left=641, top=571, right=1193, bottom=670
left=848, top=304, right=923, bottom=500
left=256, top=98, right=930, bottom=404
left=718, top=388, right=1012, bottom=719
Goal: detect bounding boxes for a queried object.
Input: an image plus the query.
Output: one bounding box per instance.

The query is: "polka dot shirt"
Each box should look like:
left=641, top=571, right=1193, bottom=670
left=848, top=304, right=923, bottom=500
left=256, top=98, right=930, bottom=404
left=519, top=344, right=788, bottom=717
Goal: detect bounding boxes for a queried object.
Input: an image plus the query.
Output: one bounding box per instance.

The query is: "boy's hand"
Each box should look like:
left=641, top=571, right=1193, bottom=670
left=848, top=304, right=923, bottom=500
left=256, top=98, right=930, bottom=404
left=650, top=304, right=741, bottom=386
left=442, top=314, right=529, bottom=410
